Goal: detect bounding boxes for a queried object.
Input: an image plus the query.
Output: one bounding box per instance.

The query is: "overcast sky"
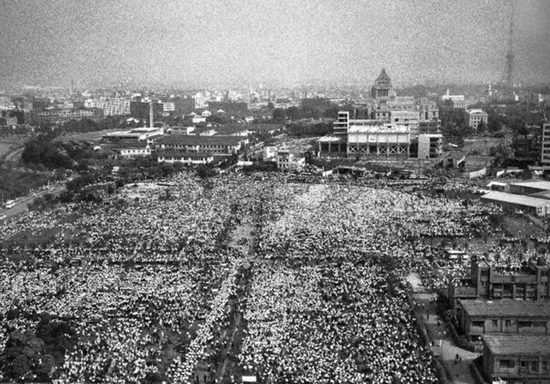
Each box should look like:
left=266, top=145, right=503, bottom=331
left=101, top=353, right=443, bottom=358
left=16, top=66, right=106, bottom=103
left=1, top=0, right=549, bottom=88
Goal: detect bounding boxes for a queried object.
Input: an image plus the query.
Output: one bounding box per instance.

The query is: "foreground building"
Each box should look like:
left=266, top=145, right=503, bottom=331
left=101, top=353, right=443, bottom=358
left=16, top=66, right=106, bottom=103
left=458, top=300, right=550, bottom=339
left=481, top=335, right=550, bottom=384
left=481, top=191, right=550, bottom=217
left=449, top=256, right=550, bottom=310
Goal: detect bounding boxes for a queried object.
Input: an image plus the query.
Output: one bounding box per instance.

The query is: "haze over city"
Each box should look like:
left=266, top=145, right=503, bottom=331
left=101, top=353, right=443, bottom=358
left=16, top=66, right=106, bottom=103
left=1, top=0, right=550, bottom=89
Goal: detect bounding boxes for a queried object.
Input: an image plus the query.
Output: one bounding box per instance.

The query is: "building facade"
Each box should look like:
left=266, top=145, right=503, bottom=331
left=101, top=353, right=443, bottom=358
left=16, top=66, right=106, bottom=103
left=85, top=97, right=131, bottom=116
left=466, top=109, right=489, bottom=129
left=542, top=123, right=550, bottom=167
left=157, top=135, right=244, bottom=155
left=418, top=134, right=443, bottom=159
left=482, top=335, right=550, bottom=384
left=32, top=108, right=104, bottom=124
left=458, top=300, right=550, bottom=339
left=449, top=257, right=550, bottom=310
left=347, top=124, right=410, bottom=157
left=276, top=148, right=306, bottom=172
left=157, top=151, right=214, bottom=165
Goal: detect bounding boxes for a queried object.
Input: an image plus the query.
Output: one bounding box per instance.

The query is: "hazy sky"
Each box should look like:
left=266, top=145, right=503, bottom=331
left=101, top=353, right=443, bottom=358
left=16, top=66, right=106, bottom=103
left=1, top=0, right=549, bottom=88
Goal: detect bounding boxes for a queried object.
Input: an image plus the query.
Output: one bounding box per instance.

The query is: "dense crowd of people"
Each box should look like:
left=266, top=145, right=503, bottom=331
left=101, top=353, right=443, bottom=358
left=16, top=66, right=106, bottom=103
left=0, top=171, right=536, bottom=383
left=238, top=180, right=503, bottom=383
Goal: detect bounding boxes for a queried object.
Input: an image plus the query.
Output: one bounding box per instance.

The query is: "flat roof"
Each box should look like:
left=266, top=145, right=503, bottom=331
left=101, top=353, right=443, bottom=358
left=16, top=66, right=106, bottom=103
left=461, top=300, right=550, bottom=318
left=348, top=125, right=410, bottom=134
left=317, top=135, right=344, bottom=143
left=510, top=180, right=550, bottom=191
left=481, top=191, right=550, bottom=208
left=484, top=335, right=550, bottom=355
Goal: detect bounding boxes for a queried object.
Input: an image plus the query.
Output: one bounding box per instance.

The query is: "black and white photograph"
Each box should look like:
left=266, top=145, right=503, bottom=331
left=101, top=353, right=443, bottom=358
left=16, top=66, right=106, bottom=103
left=1, top=1, right=550, bottom=383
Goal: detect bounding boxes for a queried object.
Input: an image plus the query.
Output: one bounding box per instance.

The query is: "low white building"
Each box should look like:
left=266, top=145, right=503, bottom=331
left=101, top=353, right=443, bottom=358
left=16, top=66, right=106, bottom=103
left=118, top=142, right=152, bottom=159
left=466, top=109, right=488, bottom=130
left=157, top=151, right=214, bottom=165
left=276, top=148, right=305, bottom=172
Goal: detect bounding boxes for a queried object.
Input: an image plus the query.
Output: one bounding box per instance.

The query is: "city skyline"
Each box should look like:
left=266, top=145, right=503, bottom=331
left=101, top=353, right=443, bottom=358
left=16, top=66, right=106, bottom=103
left=1, top=0, right=550, bottom=89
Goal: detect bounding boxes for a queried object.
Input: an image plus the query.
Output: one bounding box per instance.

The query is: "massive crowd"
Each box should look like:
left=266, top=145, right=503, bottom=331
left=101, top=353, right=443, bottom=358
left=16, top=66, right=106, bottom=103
left=0, top=171, right=531, bottom=383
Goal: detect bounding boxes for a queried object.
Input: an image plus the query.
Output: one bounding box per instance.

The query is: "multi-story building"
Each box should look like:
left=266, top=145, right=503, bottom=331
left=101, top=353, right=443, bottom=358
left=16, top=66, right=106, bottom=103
left=32, top=108, right=104, bottom=124
left=333, top=111, right=350, bottom=137
left=276, top=148, right=306, bottom=172
left=541, top=123, right=550, bottom=168
left=117, top=142, right=152, bottom=159
left=442, top=90, right=467, bottom=109
left=418, top=134, right=443, bottom=159
left=157, top=135, right=244, bottom=155
left=466, top=109, right=488, bottom=129
left=0, top=96, right=16, bottom=111
left=449, top=256, right=550, bottom=310
left=162, top=101, right=175, bottom=113
left=418, top=98, right=440, bottom=121
left=84, top=97, right=131, bottom=116
left=347, top=123, right=410, bottom=157
left=194, top=93, right=208, bottom=109
left=391, top=110, right=420, bottom=129
left=481, top=335, right=550, bottom=384
left=458, top=300, right=550, bottom=339
left=157, top=151, right=214, bottom=165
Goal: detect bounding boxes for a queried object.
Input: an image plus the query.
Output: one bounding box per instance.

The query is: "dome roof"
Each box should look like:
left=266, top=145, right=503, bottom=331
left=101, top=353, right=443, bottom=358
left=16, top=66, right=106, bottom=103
left=375, top=68, right=391, bottom=83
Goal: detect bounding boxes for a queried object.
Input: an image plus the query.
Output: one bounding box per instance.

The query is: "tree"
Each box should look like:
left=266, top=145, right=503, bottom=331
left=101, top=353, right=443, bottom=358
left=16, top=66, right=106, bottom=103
left=477, top=120, right=487, bottom=135
left=272, top=108, right=287, bottom=124
left=286, top=106, right=302, bottom=121
left=488, top=116, right=501, bottom=133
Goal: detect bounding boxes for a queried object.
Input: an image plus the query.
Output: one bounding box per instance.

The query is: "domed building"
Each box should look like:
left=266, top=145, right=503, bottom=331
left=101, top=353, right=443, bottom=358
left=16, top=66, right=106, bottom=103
left=371, top=68, right=396, bottom=103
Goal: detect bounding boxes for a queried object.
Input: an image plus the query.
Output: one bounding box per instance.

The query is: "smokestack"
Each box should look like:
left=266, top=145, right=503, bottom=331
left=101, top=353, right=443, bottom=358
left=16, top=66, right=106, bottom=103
left=149, top=100, right=154, bottom=129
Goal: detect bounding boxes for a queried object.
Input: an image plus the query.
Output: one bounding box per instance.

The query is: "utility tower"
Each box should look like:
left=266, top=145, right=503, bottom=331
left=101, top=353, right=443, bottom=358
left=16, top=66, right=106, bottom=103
left=505, top=0, right=515, bottom=87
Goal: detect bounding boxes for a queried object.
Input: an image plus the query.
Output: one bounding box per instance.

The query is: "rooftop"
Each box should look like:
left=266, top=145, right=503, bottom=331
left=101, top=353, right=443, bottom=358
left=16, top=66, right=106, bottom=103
left=157, top=151, right=214, bottom=159
left=461, top=300, right=550, bottom=318
left=466, top=109, right=488, bottom=115
left=484, top=335, right=550, bottom=355
left=157, top=134, right=243, bottom=147
left=317, top=135, right=344, bottom=143
left=510, top=180, right=550, bottom=192
left=348, top=125, right=410, bottom=134
left=246, top=124, right=284, bottom=132
left=481, top=191, right=550, bottom=208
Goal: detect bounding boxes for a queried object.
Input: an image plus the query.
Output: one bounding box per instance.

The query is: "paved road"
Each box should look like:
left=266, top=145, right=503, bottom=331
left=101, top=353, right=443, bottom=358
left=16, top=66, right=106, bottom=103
left=413, top=292, right=479, bottom=384
left=1, top=186, right=64, bottom=222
